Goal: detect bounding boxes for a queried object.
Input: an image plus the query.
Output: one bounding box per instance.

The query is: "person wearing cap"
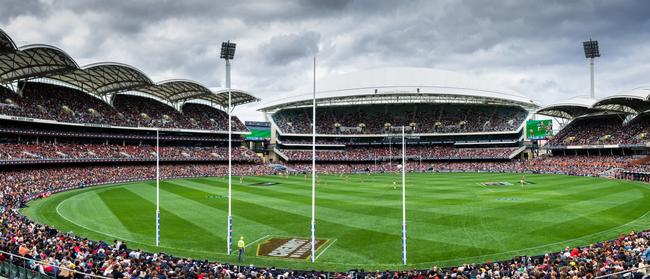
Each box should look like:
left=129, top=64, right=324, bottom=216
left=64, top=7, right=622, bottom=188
left=237, top=236, right=246, bottom=262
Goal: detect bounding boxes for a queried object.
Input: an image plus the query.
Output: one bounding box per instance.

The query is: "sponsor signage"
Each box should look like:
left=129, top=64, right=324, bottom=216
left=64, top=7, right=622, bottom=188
left=257, top=237, right=327, bottom=260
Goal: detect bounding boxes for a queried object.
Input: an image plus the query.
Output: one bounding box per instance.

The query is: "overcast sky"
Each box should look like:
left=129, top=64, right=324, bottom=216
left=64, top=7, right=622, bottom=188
left=2, top=0, right=650, bottom=121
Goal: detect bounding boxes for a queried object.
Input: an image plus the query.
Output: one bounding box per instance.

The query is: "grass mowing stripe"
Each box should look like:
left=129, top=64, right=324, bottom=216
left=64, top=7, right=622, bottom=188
left=174, top=179, right=410, bottom=233
left=97, top=186, right=218, bottom=249
left=58, top=188, right=136, bottom=239
left=148, top=180, right=297, bottom=242
left=33, top=173, right=650, bottom=271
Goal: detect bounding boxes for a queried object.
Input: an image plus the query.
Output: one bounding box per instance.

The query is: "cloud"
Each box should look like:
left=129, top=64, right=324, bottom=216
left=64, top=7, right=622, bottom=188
left=1, top=0, right=650, bottom=122
left=0, top=0, right=47, bottom=24
left=261, top=31, right=320, bottom=65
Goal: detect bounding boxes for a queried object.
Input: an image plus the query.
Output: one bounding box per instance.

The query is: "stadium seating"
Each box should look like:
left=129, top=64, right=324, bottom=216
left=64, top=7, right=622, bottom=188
left=1, top=157, right=649, bottom=278
left=113, top=94, right=190, bottom=128
left=182, top=103, right=247, bottom=131
left=549, top=114, right=650, bottom=146
left=0, top=82, right=120, bottom=125
left=0, top=82, right=248, bottom=131
left=0, top=142, right=259, bottom=163
left=287, top=155, right=639, bottom=177
left=3, top=80, right=650, bottom=279
left=272, top=104, right=528, bottom=134
left=280, top=146, right=518, bottom=161
left=2, top=24, right=650, bottom=278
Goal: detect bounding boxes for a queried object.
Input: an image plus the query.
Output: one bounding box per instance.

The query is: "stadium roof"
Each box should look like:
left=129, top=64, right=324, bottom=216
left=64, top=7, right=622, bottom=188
left=0, top=44, right=79, bottom=82
left=0, top=28, right=258, bottom=109
left=211, top=89, right=260, bottom=107
left=139, top=80, right=259, bottom=106
left=48, top=62, right=154, bottom=95
left=592, top=87, right=650, bottom=114
left=259, top=67, right=539, bottom=112
left=536, top=97, right=602, bottom=119
left=538, top=88, right=650, bottom=119
left=0, top=29, right=16, bottom=53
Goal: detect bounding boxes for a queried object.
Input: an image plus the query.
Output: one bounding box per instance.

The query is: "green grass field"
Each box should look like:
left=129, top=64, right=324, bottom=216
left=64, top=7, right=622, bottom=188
left=21, top=172, right=650, bottom=271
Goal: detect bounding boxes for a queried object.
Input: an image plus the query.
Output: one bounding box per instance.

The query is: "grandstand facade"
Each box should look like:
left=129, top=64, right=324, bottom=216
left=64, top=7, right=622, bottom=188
left=0, top=28, right=261, bottom=169
left=537, top=89, right=650, bottom=157
left=260, top=67, right=539, bottom=168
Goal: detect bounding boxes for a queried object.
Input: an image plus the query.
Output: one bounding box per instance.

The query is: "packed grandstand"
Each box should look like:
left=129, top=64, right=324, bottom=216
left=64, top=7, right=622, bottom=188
left=1, top=27, right=650, bottom=279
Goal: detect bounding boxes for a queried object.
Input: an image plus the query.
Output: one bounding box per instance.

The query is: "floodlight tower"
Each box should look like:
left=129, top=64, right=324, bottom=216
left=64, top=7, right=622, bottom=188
left=220, top=40, right=236, bottom=256
left=583, top=39, right=600, bottom=99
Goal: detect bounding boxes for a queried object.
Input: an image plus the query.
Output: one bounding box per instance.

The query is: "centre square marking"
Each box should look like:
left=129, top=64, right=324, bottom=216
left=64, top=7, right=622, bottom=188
left=257, top=236, right=329, bottom=260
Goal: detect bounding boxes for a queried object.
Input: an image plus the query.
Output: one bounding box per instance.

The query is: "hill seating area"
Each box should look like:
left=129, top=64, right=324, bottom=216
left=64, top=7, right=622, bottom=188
left=272, top=104, right=528, bottom=134
left=0, top=83, right=248, bottom=131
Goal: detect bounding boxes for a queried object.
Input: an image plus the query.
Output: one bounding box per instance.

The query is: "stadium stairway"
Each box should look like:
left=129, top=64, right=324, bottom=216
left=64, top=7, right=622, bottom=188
left=273, top=147, right=289, bottom=161
left=508, top=146, right=527, bottom=159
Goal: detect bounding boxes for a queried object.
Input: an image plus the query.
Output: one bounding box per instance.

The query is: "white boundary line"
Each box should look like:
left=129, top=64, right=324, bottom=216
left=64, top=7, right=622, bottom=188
left=56, top=195, right=155, bottom=247
left=245, top=234, right=270, bottom=248
left=315, top=238, right=337, bottom=260
left=38, top=175, right=650, bottom=268
left=54, top=192, right=231, bottom=256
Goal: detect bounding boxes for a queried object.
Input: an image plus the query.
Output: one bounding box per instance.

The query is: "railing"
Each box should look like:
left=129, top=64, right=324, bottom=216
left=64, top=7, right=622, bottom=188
left=0, top=127, right=243, bottom=142
left=0, top=156, right=260, bottom=166
left=0, top=250, right=110, bottom=279
left=594, top=265, right=649, bottom=279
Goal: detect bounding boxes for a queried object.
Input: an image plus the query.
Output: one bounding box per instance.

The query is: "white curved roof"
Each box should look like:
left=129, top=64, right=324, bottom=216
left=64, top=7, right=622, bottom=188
left=536, top=96, right=608, bottom=119
left=603, top=87, right=650, bottom=100
left=260, top=67, right=537, bottom=111
left=592, top=87, right=650, bottom=115
left=545, top=96, right=599, bottom=108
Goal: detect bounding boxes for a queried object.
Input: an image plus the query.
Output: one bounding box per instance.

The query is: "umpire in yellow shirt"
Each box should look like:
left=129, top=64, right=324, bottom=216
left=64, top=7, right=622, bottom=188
left=237, top=236, right=245, bottom=262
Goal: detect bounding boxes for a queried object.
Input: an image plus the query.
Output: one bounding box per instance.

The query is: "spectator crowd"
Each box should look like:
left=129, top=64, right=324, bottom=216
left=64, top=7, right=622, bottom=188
left=273, top=104, right=527, bottom=135
left=0, top=83, right=247, bottom=132
left=1, top=155, right=650, bottom=278
left=1, top=157, right=650, bottom=278
left=280, top=146, right=518, bottom=161
left=0, top=143, right=259, bottom=163
left=288, top=155, right=644, bottom=178
left=549, top=115, right=650, bottom=146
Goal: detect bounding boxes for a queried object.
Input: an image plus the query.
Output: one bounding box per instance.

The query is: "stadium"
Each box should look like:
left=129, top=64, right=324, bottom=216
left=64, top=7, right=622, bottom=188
left=1, top=23, right=650, bottom=279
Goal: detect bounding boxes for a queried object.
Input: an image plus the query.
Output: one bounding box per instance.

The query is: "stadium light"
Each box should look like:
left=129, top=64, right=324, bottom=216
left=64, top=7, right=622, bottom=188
left=582, top=39, right=600, bottom=99
left=220, top=40, right=236, bottom=256
left=220, top=41, right=236, bottom=60
left=583, top=39, right=600, bottom=59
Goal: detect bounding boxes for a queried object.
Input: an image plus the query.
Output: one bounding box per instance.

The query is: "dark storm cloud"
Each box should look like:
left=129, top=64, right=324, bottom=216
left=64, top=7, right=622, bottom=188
left=2, top=0, right=650, bottom=120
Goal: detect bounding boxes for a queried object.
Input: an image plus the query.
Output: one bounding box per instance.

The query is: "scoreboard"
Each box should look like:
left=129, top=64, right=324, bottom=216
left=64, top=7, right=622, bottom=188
left=526, top=119, right=552, bottom=140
